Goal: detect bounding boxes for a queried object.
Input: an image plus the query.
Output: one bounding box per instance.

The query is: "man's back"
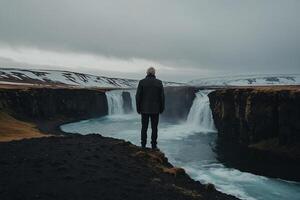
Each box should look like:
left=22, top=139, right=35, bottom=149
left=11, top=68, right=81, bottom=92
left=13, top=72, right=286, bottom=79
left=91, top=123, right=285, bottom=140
left=135, top=67, right=165, bottom=149
left=136, top=74, right=165, bottom=114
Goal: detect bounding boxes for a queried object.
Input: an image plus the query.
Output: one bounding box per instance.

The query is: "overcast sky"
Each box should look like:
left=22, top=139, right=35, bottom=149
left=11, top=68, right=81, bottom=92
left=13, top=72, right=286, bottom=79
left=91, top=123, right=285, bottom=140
left=0, top=0, right=299, bottom=81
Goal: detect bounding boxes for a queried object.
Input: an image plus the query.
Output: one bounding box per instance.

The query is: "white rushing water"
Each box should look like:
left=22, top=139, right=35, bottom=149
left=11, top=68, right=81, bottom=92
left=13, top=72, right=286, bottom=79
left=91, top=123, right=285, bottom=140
left=186, top=90, right=216, bottom=132
left=128, top=90, right=137, bottom=112
left=62, top=90, right=300, bottom=200
left=106, top=89, right=137, bottom=115
left=106, top=90, right=125, bottom=115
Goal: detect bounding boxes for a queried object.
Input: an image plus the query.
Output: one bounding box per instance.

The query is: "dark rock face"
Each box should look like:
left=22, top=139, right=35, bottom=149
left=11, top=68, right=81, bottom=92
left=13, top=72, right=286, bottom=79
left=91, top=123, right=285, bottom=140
left=208, top=88, right=300, bottom=181
left=122, top=91, right=133, bottom=114
left=208, top=88, right=300, bottom=146
left=277, top=90, right=300, bottom=145
left=123, top=87, right=197, bottom=121
left=0, top=88, right=108, bottom=121
left=162, top=87, right=197, bottom=122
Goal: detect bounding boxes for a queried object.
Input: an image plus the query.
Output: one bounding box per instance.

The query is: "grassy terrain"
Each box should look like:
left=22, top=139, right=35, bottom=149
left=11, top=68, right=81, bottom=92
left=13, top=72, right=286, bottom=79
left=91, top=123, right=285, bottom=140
left=0, top=112, right=49, bottom=142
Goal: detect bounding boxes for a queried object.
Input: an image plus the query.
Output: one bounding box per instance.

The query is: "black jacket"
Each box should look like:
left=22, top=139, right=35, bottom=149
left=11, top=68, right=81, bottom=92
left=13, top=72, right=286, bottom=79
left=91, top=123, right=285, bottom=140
left=136, top=75, right=165, bottom=114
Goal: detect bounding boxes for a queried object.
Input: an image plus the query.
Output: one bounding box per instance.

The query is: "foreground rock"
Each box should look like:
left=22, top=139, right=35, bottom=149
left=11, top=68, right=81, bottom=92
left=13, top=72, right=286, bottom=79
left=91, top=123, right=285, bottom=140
left=208, top=87, right=300, bottom=181
left=0, top=135, right=238, bottom=200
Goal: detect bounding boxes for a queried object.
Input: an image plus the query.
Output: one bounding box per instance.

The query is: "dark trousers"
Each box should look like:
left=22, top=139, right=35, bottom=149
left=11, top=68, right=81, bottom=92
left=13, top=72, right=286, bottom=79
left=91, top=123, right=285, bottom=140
left=141, top=114, right=159, bottom=147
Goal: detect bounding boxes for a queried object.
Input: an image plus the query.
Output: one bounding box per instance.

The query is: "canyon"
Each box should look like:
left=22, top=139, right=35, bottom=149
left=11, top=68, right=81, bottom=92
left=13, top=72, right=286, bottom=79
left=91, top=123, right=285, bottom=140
left=0, top=84, right=300, bottom=199
left=0, top=85, right=239, bottom=200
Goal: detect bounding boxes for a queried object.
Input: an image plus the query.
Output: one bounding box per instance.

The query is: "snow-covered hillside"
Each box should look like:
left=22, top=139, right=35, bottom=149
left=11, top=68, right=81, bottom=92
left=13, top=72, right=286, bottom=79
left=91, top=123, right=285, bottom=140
left=189, top=74, right=300, bottom=86
left=0, top=68, right=181, bottom=88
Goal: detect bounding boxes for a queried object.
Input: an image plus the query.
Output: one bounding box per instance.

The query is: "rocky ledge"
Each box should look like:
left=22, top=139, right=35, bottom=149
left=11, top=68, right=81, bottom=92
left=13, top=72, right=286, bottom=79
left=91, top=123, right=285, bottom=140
left=0, top=134, right=238, bottom=200
left=208, top=86, right=300, bottom=181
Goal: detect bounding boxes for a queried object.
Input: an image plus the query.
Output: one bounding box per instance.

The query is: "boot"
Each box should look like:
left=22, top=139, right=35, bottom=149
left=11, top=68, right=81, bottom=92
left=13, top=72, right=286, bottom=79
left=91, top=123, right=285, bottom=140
left=151, top=143, right=159, bottom=151
left=141, top=143, right=146, bottom=149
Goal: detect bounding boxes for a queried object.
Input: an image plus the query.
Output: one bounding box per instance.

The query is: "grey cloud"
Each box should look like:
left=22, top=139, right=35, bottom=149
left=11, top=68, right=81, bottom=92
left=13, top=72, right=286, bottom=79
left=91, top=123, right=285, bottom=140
left=0, top=0, right=299, bottom=77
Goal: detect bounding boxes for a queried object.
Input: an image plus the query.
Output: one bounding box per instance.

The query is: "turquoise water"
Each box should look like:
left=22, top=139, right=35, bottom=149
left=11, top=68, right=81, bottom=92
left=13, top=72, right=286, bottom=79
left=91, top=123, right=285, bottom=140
left=61, top=114, right=300, bottom=200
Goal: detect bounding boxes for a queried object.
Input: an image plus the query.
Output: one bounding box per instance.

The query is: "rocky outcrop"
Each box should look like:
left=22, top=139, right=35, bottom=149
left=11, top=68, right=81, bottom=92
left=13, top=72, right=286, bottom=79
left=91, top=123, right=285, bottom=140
left=0, top=88, right=108, bottom=122
left=162, top=87, right=197, bottom=122
left=208, top=88, right=300, bottom=146
left=0, top=134, right=238, bottom=200
left=208, top=87, right=300, bottom=180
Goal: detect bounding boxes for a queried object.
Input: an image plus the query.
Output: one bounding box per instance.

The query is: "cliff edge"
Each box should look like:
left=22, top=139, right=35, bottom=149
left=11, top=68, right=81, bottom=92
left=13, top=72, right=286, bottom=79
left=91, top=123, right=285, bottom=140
left=208, top=87, right=300, bottom=181
left=0, top=134, right=238, bottom=200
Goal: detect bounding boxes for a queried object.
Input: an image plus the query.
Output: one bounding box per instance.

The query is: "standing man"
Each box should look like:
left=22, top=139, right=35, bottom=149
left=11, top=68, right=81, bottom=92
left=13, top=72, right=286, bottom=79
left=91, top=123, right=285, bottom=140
left=136, top=67, right=165, bottom=150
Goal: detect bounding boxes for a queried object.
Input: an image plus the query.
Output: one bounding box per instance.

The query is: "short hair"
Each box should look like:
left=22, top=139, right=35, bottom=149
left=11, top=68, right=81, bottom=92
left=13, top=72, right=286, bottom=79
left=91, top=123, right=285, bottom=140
left=147, top=67, right=156, bottom=75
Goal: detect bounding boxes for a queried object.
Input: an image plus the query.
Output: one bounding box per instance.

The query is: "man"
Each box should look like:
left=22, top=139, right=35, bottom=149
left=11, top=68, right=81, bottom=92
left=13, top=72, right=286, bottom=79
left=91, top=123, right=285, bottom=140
left=136, top=67, right=165, bottom=150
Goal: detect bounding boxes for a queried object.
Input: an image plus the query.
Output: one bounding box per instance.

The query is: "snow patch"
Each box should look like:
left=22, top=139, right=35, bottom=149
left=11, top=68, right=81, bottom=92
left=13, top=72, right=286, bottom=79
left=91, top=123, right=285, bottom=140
left=0, top=68, right=182, bottom=88
left=189, top=74, right=300, bottom=86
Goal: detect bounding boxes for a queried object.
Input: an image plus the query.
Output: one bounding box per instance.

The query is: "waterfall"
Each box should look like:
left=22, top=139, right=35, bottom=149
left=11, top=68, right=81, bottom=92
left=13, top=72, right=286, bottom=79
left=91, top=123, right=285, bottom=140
left=105, top=89, right=215, bottom=132
left=106, top=90, right=125, bottom=115
left=128, top=90, right=137, bottom=112
left=186, top=90, right=216, bottom=132
left=106, top=90, right=137, bottom=115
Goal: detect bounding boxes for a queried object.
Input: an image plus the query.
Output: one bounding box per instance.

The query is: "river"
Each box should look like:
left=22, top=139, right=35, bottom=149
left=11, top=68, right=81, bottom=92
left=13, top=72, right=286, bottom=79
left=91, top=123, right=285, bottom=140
left=61, top=90, right=300, bottom=200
